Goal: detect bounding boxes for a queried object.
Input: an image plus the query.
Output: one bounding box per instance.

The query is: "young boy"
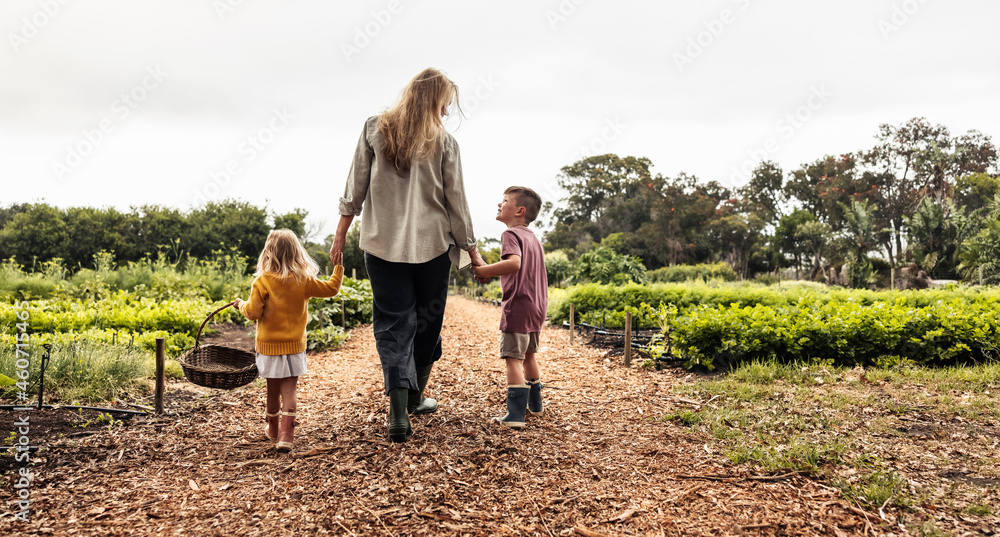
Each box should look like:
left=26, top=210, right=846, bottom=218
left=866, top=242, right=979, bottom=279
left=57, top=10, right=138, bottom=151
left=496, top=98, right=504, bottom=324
left=472, top=186, right=548, bottom=429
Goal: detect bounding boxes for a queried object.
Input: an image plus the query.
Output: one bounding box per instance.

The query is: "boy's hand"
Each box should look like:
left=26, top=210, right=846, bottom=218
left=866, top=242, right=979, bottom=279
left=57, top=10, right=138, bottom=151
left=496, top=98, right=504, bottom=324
left=233, top=298, right=244, bottom=309
left=471, top=266, right=490, bottom=284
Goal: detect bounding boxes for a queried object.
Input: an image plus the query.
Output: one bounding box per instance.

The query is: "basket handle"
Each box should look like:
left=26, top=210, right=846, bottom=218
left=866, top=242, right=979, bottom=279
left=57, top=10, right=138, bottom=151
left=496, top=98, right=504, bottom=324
left=194, top=301, right=238, bottom=348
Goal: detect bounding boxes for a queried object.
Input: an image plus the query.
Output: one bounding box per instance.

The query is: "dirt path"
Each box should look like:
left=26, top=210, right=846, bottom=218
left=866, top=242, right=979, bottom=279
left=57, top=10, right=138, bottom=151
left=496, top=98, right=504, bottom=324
left=7, top=296, right=873, bottom=536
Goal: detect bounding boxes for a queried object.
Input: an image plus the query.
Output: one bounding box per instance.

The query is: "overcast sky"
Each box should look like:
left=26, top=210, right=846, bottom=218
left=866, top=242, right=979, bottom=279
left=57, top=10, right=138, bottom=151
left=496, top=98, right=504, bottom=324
left=2, top=0, right=998, bottom=244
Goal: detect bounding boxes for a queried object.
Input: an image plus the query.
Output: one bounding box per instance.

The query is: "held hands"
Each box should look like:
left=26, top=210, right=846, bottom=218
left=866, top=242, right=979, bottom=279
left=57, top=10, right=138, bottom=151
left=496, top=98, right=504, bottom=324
left=468, top=248, right=490, bottom=283
left=472, top=265, right=490, bottom=284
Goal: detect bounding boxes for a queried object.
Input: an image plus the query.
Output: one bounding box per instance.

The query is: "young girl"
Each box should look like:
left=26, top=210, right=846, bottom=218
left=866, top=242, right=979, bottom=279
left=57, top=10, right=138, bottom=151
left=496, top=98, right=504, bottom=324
left=235, top=229, right=344, bottom=452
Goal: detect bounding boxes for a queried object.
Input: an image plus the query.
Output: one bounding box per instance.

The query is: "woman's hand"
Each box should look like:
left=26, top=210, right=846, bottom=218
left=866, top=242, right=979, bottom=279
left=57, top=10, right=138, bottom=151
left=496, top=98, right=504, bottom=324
left=468, top=247, right=486, bottom=268
left=471, top=265, right=490, bottom=284
left=329, top=237, right=345, bottom=266
left=233, top=298, right=244, bottom=309
left=330, top=214, right=354, bottom=266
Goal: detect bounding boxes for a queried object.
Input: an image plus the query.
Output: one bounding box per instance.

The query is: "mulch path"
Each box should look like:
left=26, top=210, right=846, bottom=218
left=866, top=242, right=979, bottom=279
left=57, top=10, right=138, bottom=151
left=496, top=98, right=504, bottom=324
left=3, top=296, right=883, bottom=536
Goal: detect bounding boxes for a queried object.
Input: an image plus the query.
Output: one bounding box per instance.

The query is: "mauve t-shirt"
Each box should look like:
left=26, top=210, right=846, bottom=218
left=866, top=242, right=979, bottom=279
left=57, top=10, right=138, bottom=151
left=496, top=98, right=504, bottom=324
left=499, top=226, right=548, bottom=333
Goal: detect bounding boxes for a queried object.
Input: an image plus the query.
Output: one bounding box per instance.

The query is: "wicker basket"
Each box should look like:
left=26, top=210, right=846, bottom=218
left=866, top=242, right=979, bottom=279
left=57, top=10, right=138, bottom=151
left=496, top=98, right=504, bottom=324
left=180, top=301, right=258, bottom=389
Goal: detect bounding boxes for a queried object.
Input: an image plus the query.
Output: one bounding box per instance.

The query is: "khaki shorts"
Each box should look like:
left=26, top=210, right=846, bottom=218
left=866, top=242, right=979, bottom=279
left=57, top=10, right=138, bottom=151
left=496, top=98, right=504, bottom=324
left=499, top=331, right=540, bottom=360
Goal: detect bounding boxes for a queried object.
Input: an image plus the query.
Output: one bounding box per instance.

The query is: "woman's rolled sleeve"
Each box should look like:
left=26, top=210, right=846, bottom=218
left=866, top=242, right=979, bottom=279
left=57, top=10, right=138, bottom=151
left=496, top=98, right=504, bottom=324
left=340, top=119, right=375, bottom=216
left=441, top=136, right=476, bottom=249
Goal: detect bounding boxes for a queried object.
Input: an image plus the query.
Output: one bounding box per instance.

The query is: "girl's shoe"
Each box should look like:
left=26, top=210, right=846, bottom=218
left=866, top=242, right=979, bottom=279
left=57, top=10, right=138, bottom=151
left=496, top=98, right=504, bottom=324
left=264, top=412, right=280, bottom=441
left=526, top=379, right=544, bottom=416
left=276, top=411, right=296, bottom=453
left=493, top=385, right=530, bottom=429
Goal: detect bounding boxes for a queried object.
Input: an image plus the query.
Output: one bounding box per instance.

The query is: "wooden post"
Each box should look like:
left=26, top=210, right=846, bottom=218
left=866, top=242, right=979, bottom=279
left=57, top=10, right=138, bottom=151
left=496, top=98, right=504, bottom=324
left=154, top=337, right=165, bottom=414
left=352, top=268, right=356, bottom=280
left=890, top=267, right=894, bottom=290
left=341, top=297, right=346, bottom=329
left=980, top=265, right=984, bottom=286
left=624, top=312, right=632, bottom=367
left=569, top=304, right=575, bottom=346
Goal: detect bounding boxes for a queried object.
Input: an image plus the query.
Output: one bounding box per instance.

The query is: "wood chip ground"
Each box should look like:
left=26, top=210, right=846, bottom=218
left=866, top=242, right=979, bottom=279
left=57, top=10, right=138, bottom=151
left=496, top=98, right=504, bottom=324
left=5, top=296, right=900, bottom=535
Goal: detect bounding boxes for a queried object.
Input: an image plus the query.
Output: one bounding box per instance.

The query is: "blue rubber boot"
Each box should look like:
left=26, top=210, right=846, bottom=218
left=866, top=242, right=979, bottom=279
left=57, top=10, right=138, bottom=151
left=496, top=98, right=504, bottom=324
left=527, top=378, right=544, bottom=416
left=495, top=385, right=530, bottom=429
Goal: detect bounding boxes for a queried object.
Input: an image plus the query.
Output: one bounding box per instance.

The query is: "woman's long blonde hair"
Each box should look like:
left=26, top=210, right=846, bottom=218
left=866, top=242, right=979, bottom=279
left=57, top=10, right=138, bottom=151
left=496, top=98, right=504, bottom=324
left=378, top=68, right=460, bottom=173
left=255, top=229, right=319, bottom=281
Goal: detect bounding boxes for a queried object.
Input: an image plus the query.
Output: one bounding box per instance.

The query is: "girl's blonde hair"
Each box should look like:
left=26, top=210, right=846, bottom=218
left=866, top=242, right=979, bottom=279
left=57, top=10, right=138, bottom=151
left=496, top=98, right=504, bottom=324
left=378, top=67, right=461, bottom=173
left=255, top=229, right=319, bottom=281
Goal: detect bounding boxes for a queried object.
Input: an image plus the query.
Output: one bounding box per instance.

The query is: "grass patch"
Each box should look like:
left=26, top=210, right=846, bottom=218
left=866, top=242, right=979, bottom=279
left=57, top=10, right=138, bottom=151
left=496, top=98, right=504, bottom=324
left=663, top=358, right=1000, bottom=517
left=0, top=341, right=151, bottom=404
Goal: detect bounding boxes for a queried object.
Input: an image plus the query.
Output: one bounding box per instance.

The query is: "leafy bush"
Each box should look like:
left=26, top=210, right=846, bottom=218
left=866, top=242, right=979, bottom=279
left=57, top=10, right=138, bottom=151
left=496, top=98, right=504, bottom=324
left=307, top=277, right=373, bottom=332
left=647, top=262, right=737, bottom=283
left=671, top=299, right=1000, bottom=370
left=571, top=246, right=648, bottom=285
left=549, top=280, right=997, bottom=328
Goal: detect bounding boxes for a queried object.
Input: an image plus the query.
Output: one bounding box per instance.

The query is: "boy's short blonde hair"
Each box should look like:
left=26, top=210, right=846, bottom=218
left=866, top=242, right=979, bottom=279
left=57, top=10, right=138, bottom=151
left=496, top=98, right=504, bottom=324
left=504, top=186, right=542, bottom=224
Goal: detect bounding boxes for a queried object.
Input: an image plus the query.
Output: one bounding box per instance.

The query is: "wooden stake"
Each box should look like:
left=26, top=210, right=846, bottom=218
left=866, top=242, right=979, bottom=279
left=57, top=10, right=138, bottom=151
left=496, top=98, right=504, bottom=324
left=569, top=304, right=575, bottom=346
left=154, top=337, right=165, bottom=414
left=890, top=267, right=894, bottom=290
left=624, top=312, right=632, bottom=367
left=341, top=297, right=346, bottom=329
left=352, top=268, right=356, bottom=280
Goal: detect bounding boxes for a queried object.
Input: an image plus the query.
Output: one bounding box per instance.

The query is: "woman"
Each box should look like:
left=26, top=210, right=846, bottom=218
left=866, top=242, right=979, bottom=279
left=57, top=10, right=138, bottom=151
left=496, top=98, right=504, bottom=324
left=330, top=68, right=484, bottom=443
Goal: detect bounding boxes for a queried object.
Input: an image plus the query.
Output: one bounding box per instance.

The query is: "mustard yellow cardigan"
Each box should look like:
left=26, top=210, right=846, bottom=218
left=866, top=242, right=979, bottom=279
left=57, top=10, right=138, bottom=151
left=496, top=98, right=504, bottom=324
left=238, top=265, right=344, bottom=355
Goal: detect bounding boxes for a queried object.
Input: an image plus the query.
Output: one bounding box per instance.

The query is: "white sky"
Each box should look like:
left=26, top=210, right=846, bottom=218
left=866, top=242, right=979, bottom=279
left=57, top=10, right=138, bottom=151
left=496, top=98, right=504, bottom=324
left=2, top=0, right=999, bottom=244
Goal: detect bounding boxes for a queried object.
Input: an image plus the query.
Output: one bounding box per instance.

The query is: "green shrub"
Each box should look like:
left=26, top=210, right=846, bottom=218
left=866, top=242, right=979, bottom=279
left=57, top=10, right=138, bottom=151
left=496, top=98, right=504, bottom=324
left=648, top=262, right=737, bottom=283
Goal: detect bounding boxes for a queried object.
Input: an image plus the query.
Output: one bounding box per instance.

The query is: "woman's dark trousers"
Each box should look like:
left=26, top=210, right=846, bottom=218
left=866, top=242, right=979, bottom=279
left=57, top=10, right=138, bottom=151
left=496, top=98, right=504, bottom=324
left=365, top=252, right=451, bottom=395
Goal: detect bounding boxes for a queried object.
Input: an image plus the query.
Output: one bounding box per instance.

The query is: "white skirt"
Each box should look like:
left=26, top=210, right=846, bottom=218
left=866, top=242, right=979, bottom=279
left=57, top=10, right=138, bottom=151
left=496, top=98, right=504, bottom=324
left=256, top=351, right=308, bottom=379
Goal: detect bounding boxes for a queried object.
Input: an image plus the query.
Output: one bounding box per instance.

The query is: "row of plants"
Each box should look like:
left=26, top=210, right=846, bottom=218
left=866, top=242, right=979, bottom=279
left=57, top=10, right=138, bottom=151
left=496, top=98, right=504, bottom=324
left=0, top=250, right=251, bottom=303
left=0, top=279, right=373, bottom=357
left=546, top=281, right=1000, bottom=369
left=670, top=299, right=1000, bottom=369
left=547, top=281, right=998, bottom=328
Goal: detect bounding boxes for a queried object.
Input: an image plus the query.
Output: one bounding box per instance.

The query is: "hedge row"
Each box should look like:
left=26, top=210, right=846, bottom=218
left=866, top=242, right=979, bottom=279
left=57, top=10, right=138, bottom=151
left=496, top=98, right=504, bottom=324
left=671, top=300, right=1000, bottom=369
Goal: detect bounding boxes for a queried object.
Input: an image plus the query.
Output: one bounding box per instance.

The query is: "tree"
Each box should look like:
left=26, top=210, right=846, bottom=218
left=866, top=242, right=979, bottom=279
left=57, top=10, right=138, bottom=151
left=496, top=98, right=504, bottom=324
left=132, top=205, right=189, bottom=263
left=839, top=199, right=879, bottom=288
left=954, top=172, right=1000, bottom=215
left=636, top=173, right=730, bottom=267
left=544, top=250, right=572, bottom=288
left=862, top=117, right=998, bottom=266
left=272, top=209, right=309, bottom=238
left=784, top=154, right=864, bottom=231
left=707, top=210, right=766, bottom=280
left=797, top=220, right=833, bottom=281
left=738, top=160, right=785, bottom=226
left=63, top=207, right=140, bottom=268
left=904, top=196, right=976, bottom=279
left=773, top=209, right=818, bottom=278
left=552, top=154, right=654, bottom=242
left=184, top=199, right=270, bottom=263
left=0, top=203, right=68, bottom=267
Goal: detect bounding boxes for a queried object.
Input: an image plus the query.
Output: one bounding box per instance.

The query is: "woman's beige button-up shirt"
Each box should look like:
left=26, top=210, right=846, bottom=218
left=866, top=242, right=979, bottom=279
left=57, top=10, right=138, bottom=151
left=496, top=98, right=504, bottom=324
left=339, top=115, right=477, bottom=266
